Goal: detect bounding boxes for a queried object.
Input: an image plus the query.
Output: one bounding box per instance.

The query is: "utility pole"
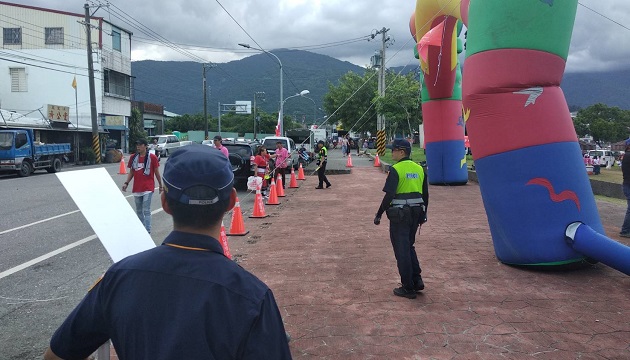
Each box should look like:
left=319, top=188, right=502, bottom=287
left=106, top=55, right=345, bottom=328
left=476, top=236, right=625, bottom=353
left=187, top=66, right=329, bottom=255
left=370, top=27, right=392, bottom=156
left=84, top=3, right=100, bottom=163
left=253, top=91, right=265, bottom=139
left=203, top=63, right=215, bottom=140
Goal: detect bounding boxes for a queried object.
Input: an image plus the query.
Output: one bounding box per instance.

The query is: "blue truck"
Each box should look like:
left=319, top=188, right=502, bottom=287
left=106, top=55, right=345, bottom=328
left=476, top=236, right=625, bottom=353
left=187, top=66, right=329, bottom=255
left=0, top=128, right=71, bottom=177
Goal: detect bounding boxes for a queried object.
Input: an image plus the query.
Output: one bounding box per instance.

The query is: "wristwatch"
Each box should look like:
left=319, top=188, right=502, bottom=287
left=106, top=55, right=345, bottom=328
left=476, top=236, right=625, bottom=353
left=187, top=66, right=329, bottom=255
left=124, top=182, right=129, bottom=185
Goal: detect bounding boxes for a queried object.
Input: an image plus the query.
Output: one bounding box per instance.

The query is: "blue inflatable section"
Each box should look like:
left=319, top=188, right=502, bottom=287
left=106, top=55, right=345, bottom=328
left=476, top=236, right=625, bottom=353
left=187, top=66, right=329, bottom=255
left=425, top=140, right=468, bottom=185
left=474, top=142, right=604, bottom=266
left=568, top=223, right=630, bottom=275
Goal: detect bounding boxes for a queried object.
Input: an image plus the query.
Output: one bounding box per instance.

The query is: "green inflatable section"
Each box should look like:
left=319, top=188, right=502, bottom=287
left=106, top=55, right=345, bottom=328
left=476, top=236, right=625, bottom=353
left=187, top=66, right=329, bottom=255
left=466, top=0, right=578, bottom=60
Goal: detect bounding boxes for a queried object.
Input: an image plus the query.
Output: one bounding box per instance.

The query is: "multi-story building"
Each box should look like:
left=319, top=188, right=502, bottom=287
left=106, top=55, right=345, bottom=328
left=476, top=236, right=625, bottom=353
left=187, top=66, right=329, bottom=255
left=0, top=1, right=133, bottom=156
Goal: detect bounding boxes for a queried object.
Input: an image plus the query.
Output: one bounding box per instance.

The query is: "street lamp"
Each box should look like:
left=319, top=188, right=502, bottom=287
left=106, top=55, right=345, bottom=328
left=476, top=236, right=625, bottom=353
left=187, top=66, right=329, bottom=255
left=238, top=43, right=283, bottom=135
left=282, top=90, right=311, bottom=129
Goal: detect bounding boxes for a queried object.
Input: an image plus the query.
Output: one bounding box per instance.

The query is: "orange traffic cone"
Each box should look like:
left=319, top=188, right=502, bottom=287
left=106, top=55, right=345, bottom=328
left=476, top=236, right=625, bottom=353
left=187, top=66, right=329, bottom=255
left=227, top=197, right=249, bottom=236
left=267, top=178, right=280, bottom=205
left=250, top=184, right=269, bottom=218
left=276, top=174, right=286, bottom=197
left=373, top=154, right=381, bottom=167
left=346, top=153, right=354, bottom=168
left=289, top=167, right=299, bottom=188
left=219, top=221, right=232, bottom=259
left=118, top=157, right=127, bottom=174
left=297, top=163, right=306, bottom=180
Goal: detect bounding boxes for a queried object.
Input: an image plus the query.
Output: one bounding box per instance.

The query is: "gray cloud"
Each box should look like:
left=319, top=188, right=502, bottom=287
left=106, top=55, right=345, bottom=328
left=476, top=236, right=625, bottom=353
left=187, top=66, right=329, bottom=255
left=6, top=0, right=630, bottom=73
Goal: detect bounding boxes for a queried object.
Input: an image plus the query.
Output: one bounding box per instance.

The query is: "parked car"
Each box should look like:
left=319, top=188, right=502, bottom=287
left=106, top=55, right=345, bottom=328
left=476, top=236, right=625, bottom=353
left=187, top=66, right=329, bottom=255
left=588, top=150, right=615, bottom=167
left=262, top=136, right=300, bottom=170
left=150, top=135, right=181, bottom=157
left=204, top=140, right=257, bottom=189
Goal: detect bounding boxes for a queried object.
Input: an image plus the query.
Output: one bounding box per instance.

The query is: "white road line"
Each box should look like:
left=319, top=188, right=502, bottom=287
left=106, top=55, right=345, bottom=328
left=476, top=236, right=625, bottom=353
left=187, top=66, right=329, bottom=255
left=0, top=191, right=161, bottom=236
left=0, top=210, right=80, bottom=236
left=0, top=235, right=97, bottom=280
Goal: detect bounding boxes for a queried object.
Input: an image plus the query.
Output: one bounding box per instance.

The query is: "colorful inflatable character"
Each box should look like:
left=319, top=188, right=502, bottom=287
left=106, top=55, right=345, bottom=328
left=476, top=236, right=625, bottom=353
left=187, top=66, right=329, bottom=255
left=412, top=2, right=467, bottom=185
left=412, top=0, right=630, bottom=274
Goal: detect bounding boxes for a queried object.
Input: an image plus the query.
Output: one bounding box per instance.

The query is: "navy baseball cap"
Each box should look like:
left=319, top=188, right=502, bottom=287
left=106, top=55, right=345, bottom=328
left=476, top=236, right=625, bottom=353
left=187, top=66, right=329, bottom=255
left=163, top=145, right=234, bottom=205
left=391, top=138, right=411, bottom=152
left=135, top=138, right=148, bottom=146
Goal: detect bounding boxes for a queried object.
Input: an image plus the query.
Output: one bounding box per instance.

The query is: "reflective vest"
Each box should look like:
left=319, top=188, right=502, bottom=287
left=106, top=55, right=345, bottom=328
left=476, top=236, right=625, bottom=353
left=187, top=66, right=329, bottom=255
left=392, top=159, right=424, bottom=198
left=318, top=146, right=328, bottom=161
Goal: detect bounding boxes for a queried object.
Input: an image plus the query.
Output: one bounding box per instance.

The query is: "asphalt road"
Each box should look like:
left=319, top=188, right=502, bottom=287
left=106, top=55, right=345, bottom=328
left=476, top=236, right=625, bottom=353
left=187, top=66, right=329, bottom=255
left=0, top=160, right=258, bottom=359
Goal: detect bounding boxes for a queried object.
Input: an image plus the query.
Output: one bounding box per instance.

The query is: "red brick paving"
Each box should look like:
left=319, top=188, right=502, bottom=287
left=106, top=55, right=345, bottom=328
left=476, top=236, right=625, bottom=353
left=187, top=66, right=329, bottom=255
left=231, top=164, right=630, bottom=359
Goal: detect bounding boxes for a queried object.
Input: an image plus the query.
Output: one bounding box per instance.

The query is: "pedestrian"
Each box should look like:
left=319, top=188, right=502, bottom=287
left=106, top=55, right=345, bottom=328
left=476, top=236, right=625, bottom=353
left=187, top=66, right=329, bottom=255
left=315, top=140, right=331, bottom=189
left=271, top=141, right=289, bottom=188
left=122, top=139, right=162, bottom=234
left=254, top=146, right=271, bottom=196
left=341, top=136, right=348, bottom=157
left=593, top=155, right=601, bottom=175
left=149, top=137, right=161, bottom=162
left=373, top=138, right=428, bottom=299
left=44, top=145, right=293, bottom=360
left=620, top=142, right=630, bottom=238
left=213, top=135, right=229, bottom=158
left=345, top=135, right=352, bottom=157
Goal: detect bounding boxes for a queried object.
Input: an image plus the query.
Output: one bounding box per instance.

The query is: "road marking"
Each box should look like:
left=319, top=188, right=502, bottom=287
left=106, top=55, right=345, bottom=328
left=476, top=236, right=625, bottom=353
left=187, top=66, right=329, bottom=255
left=0, top=210, right=80, bottom=235
left=0, top=235, right=97, bottom=280
left=0, top=191, right=160, bottom=236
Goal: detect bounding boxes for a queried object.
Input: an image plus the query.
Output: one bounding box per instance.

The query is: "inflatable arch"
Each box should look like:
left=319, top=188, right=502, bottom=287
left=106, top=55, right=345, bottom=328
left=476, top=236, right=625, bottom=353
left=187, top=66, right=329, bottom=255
left=412, top=0, right=630, bottom=275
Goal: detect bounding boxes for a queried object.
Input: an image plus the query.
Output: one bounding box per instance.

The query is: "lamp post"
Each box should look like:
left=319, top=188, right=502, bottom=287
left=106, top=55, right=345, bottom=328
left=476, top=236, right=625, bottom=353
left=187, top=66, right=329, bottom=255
left=282, top=90, right=310, bottom=130
left=238, top=43, right=283, bottom=135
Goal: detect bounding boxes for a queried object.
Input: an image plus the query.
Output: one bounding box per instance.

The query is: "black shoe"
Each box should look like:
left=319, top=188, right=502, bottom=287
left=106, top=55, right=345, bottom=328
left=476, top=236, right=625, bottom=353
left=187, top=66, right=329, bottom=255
left=620, top=232, right=630, bottom=238
left=315, top=186, right=323, bottom=189
left=414, top=278, right=425, bottom=292
left=393, top=287, right=416, bottom=299
left=326, top=183, right=331, bottom=188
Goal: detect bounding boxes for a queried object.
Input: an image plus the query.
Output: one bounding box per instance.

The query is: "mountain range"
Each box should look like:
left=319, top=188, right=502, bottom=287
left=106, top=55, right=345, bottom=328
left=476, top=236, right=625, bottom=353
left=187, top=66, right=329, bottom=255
left=131, top=50, right=630, bottom=118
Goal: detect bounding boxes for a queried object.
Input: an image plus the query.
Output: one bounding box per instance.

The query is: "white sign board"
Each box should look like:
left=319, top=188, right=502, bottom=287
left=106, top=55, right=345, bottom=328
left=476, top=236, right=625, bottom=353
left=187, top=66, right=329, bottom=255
left=56, top=168, right=155, bottom=262
left=234, top=101, right=252, bottom=114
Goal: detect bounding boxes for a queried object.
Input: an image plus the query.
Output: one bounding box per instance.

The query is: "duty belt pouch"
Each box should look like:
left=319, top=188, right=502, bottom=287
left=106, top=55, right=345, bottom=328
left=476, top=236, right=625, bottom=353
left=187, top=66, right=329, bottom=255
left=386, top=206, right=411, bottom=223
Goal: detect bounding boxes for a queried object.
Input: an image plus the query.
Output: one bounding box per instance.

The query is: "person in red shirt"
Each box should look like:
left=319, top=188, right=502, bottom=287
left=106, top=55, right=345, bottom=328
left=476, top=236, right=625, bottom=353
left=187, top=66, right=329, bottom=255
left=253, top=146, right=271, bottom=195
left=122, top=139, right=163, bottom=233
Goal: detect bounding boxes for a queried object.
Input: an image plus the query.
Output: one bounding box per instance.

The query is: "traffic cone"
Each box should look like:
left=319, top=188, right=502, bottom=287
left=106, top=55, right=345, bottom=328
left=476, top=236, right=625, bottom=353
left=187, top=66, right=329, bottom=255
left=227, top=197, right=249, bottom=236
left=250, top=184, right=269, bottom=218
left=219, top=221, right=232, bottom=259
left=289, top=167, right=299, bottom=188
left=276, top=174, right=286, bottom=197
left=267, top=178, right=280, bottom=205
left=118, top=157, right=127, bottom=174
left=373, top=154, right=381, bottom=167
left=346, top=153, right=354, bottom=167
left=297, top=163, right=306, bottom=180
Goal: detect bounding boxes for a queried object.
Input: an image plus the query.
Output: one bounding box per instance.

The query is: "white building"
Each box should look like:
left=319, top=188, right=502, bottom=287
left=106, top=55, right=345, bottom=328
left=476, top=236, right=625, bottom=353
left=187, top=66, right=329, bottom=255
left=0, top=1, right=132, bottom=155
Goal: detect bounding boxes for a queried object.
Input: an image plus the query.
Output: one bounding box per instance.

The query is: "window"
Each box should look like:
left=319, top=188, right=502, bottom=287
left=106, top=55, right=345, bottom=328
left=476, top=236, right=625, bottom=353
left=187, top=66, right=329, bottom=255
left=9, top=68, right=27, bottom=92
left=45, top=27, right=64, bottom=45
left=15, top=132, right=27, bottom=149
left=3, top=28, right=21, bottom=45
left=112, top=29, right=121, bottom=51
left=104, top=69, right=130, bottom=98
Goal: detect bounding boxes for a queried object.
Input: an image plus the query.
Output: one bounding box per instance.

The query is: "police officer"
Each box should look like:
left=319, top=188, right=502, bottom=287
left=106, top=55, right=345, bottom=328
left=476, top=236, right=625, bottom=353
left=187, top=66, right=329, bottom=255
left=44, top=145, right=292, bottom=359
left=374, top=139, right=428, bottom=299
left=315, top=140, right=332, bottom=189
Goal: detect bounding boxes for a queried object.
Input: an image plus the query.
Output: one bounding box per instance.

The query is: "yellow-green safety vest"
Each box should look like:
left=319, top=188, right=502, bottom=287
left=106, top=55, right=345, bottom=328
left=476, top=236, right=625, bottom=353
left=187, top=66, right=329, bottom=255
left=392, top=159, right=424, bottom=196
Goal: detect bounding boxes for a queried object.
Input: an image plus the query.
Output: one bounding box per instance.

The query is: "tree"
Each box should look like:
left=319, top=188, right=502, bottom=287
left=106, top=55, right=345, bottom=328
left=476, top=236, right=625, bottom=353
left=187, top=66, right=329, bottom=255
left=128, top=108, right=147, bottom=150
left=573, top=103, right=630, bottom=143
left=373, top=72, right=422, bottom=138
left=323, top=69, right=422, bottom=137
left=323, top=70, right=378, bottom=133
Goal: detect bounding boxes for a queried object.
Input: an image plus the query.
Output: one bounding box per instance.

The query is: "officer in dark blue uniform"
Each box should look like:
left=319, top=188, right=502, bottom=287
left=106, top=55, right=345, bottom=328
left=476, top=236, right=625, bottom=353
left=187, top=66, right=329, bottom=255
left=374, top=139, right=429, bottom=299
left=45, top=145, right=293, bottom=360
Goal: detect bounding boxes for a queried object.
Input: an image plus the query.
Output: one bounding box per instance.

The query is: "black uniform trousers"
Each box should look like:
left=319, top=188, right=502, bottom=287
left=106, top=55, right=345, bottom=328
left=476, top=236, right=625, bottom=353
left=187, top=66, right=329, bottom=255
left=317, top=161, right=331, bottom=187
left=388, top=206, right=423, bottom=290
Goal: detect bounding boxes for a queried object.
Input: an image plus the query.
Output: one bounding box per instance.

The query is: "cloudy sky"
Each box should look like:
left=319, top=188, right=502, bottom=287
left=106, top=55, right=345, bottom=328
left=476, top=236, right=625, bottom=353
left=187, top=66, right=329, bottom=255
left=7, top=0, right=630, bottom=73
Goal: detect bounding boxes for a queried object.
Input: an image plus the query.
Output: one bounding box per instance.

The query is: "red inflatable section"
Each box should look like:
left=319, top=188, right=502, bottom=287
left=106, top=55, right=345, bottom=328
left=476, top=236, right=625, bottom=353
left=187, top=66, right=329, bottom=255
left=422, top=16, right=458, bottom=100
left=465, top=87, right=576, bottom=159
left=463, top=49, right=566, bottom=93
left=422, top=100, right=464, bottom=143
